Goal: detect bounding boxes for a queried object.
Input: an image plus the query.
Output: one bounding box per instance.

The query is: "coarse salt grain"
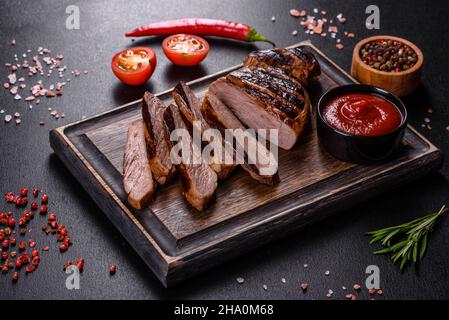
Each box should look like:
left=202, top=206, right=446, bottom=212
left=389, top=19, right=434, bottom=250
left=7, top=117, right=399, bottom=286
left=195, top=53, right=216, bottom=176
left=236, top=277, right=245, bottom=284
left=4, top=114, right=12, bottom=123
left=8, top=73, right=17, bottom=84
left=290, top=9, right=301, bottom=17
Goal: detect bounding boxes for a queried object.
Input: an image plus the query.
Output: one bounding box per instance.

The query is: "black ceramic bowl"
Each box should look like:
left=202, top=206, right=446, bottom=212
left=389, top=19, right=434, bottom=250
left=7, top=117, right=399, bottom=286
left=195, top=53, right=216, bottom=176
left=316, top=84, right=408, bottom=164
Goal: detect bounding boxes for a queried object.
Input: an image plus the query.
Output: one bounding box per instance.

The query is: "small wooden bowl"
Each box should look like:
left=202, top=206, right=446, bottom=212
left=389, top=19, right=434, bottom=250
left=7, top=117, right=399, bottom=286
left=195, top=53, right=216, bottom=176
left=351, top=35, right=423, bottom=97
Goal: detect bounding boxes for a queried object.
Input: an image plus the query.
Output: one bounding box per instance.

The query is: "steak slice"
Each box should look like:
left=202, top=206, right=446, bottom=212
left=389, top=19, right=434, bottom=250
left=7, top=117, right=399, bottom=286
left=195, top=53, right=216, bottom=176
left=243, top=47, right=320, bottom=87
left=164, top=103, right=218, bottom=211
left=209, top=77, right=309, bottom=150
left=123, top=120, right=156, bottom=209
left=141, top=92, right=177, bottom=185
left=173, top=82, right=235, bottom=179
left=227, top=68, right=304, bottom=117
left=202, top=93, right=279, bottom=185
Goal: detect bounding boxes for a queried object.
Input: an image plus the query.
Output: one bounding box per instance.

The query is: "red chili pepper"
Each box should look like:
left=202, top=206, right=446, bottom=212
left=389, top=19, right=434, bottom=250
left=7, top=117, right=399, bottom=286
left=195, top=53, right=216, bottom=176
left=125, top=18, right=275, bottom=46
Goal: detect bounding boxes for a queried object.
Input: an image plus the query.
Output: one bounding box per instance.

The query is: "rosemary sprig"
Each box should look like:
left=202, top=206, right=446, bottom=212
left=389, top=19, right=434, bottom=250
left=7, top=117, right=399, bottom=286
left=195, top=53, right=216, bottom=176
left=366, top=205, right=448, bottom=271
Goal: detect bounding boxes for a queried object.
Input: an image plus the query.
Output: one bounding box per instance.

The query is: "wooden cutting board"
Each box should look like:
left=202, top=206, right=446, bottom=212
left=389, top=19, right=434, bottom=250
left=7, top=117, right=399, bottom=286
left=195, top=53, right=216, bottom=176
left=50, top=42, right=442, bottom=287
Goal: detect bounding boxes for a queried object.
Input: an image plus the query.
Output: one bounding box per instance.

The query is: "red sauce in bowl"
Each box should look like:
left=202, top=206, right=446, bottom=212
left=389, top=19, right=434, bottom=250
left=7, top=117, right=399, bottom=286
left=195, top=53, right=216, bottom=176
left=322, top=93, right=402, bottom=136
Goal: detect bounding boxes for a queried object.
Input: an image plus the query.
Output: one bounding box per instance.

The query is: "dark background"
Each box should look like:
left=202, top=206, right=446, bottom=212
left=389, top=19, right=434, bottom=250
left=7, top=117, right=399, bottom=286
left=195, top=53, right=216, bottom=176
left=1, top=0, right=449, bottom=300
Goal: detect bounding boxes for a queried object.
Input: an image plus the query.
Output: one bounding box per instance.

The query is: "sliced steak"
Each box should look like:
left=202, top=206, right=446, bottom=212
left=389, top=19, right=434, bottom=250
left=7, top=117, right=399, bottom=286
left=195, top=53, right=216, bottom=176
left=202, top=93, right=279, bottom=185
left=164, top=103, right=218, bottom=211
left=173, top=81, right=235, bottom=180
left=227, top=68, right=304, bottom=117
left=243, top=47, right=320, bottom=87
left=209, top=77, right=309, bottom=150
left=141, top=92, right=177, bottom=185
left=123, top=120, right=156, bottom=210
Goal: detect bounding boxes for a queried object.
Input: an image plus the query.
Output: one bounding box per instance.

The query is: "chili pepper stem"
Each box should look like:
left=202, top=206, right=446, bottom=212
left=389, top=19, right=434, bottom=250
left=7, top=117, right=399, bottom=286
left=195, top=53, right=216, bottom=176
left=247, top=28, right=275, bottom=47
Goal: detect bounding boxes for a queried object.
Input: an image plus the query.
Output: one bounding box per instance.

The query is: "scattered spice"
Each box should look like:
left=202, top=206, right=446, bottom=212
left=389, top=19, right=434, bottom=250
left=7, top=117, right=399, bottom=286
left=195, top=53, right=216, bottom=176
left=109, top=264, right=117, bottom=275
left=1, top=188, right=74, bottom=282
left=300, top=283, right=308, bottom=291
left=290, top=8, right=356, bottom=50
left=2, top=45, right=88, bottom=126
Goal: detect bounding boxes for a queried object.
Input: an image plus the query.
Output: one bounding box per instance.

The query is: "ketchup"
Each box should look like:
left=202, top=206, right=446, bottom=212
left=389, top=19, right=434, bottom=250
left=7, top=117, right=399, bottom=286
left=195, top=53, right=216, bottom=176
left=322, top=93, right=402, bottom=136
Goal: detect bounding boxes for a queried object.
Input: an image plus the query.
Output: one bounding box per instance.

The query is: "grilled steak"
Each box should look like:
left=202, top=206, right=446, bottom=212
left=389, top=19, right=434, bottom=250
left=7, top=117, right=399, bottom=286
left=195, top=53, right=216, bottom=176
left=243, top=47, right=320, bottom=87
left=141, top=92, right=177, bottom=185
left=173, top=82, right=235, bottom=180
left=123, top=120, right=156, bottom=209
left=164, top=103, right=218, bottom=211
left=209, top=77, right=310, bottom=150
left=202, top=93, right=279, bottom=185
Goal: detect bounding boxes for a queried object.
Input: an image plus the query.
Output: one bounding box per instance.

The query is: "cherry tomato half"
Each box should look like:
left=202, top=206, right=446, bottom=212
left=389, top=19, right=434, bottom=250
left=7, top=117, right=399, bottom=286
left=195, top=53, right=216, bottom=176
left=162, top=34, right=209, bottom=66
left=111, top=47, right=157, bottom=85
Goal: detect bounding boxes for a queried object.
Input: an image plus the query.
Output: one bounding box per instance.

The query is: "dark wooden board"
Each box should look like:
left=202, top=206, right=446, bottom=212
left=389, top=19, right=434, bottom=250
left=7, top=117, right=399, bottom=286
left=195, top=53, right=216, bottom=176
left=49, top=42, right=442, bottom=287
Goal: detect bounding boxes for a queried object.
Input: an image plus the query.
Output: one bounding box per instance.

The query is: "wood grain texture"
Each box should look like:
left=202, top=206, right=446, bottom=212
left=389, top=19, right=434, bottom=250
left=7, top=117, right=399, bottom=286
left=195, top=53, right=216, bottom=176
left=50, top=42, right=442, bottom=287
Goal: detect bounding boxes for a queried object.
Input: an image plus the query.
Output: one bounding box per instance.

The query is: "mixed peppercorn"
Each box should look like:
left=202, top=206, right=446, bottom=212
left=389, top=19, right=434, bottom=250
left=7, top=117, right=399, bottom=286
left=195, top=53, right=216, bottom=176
left=360, top=40, right=418, bottom=72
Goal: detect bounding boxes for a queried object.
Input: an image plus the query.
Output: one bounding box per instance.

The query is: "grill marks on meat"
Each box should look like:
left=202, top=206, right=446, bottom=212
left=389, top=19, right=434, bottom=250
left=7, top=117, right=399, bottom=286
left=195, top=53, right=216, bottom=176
left=209, top=77, right=310, bottom=150
left=123, top=120, right=156, bottom=209
left=173, top=82, right=235, bottom=180
left=164, top=103, right=218, bottom=211
left=141, top=92, right=177, bottom=185
left=243, top=47, right=321, bottom=87
left=227, top=67, right=309, bottom=116
left=202, top=93, right=280, bottom=185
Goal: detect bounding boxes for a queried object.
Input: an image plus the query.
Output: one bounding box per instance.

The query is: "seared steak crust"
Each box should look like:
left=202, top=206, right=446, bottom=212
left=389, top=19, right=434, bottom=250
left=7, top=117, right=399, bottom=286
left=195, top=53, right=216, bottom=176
left=123, top=120, right=156, bottom=209
left=164, top=103, right=218, bottom=211
left=141, top=92, right=177, bottom=185
left=243, top=47, right=320, bottom=87
left=227, top=68, right=302, bottom=118
left=209, top=78, right=310, bottom=150
left=202, top=94, right=280, bottom=185
left=173, top=82, right=235, bottom=180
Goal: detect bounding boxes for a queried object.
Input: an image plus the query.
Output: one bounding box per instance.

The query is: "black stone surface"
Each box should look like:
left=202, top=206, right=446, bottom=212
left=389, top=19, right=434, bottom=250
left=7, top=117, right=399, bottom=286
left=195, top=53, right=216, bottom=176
left=0, top=0, right=448, bottom=299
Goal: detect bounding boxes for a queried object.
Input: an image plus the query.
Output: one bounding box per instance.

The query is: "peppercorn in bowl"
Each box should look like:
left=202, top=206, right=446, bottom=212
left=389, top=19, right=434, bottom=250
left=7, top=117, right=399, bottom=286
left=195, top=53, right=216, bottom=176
left=351, top=35, right=423, bottom=97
